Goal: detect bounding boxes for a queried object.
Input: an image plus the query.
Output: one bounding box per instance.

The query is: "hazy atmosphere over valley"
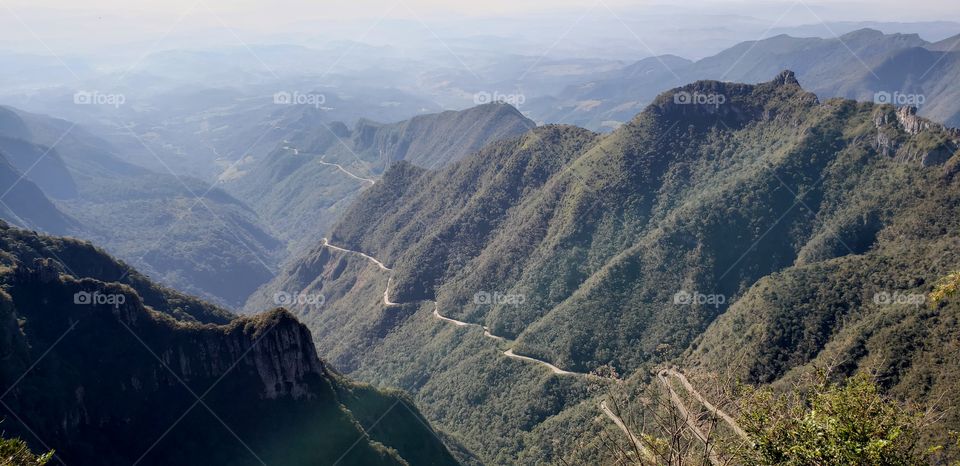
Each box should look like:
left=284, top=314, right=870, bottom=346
left=1, top=0, right=960, bottom=464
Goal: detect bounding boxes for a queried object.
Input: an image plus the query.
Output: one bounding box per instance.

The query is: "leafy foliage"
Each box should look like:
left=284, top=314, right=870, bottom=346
left=0, top=432, right=53, bottom=466
left=736, top=373, right=932, bottom=465
left=930, top=271, right=960, bottom=305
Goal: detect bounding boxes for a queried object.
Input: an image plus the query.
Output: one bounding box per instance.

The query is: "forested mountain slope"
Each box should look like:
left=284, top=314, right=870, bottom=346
left=251, top=70, right=960, bottom=463
left=0, top=221, right=458, bottom=466
left=228, top=103, right=535, bottom=255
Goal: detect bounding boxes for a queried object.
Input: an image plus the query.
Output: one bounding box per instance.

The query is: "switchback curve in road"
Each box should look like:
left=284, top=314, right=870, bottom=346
left=599, top=400, right=657, bottom=463
left=319, top=239, right=745, bottom=456
left=317, top=158, right=377, bottom=185
left=321, top=239, right=580, bottom=376
left=321, top=238, right=392, bottom=271
left=662, top=369, right=748, bottom=441
left=657, top=370, right=722, bottom=466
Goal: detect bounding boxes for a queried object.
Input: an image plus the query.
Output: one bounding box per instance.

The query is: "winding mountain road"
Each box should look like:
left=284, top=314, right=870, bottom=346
left=600, top=401, right=657, bottom=463
left=320, top=238, right=580, bottom=376
left=502, top=349, right=575, bottom=375
left=317, top=159, right=377, bottom=185
left=282, top=145, right=377, bottom=185
left=321, top=238, right=391, bottom=271
left=381, top=278, right=402, bottom=306
left=657, top=370, right=726, bottom=465
left=662, top=369, right=748, bottom=441
left=318, top=239, right=747, bottom=460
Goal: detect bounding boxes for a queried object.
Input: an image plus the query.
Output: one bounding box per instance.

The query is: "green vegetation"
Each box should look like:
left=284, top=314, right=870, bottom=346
left=0, top=221, right=232, bottom=324
left=931, top=271, right=960, bottom=305
left=0, top=222, right=457, bottom=465
left=0, top=432, right=53, bottom=466
left=0, top=105, right=283, bottom=307
left=229, top=102, right=535, bottom=255
left=737, top=373, right=935, bottom=465
left=254, top=71, right=960, bottom=463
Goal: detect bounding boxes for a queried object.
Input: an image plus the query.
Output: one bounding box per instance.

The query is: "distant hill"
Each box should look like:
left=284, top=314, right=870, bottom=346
left=771, top=21, right=960, bottom=42
left=229, top=103, right=535, bottom=255
left=0, top=106, right=283, bottom=307
left=927, top=33, right=960, bottom=51
left=0, top=106, right=78, bottom=199
left=0, top=151, right=78, bottom=234
left=529, top=28, right=960, bottom=130
left=0, top=221, right=460, bottom=466
left=253, top=71, right=960, bottom=463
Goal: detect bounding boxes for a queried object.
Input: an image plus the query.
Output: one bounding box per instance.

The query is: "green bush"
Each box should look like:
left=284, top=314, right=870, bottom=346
left=736, top=373, right=933, bottom=465
left=0, top=433, right=53, bottom=466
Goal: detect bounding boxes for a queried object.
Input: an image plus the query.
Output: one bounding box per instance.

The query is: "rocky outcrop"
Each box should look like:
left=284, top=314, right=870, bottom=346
left=874, top=105, right=960, bottom=167
left=651, top=70, right=818, bottom=129
left=220, top=309, right=326, bottom=399
left=895, top=105, right=931, bottom=135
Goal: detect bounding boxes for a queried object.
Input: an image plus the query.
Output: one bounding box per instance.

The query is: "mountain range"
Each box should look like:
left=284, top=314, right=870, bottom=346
left=226, top=102, right=535, bottom=255
left=4, top=29, right=960, bottom=464
left=247, top=70, right=960, bottom=463
left=529, top=29, right=960, bottom=131
left=0, top=105, right=283, bottom=307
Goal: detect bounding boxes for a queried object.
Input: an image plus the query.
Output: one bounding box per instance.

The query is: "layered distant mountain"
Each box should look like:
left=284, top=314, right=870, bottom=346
left=0, top=151, right=79, bottom=234
left=529, top=28, right=960, bottom=130
left=0, top=106, right=282, bottom=307
left=228, top=102, right=535, bottom=254
left=0, top=221, right=459, bottom=466
left=0, top=102, right=537, bottom=307
left=251, top=71, right=960, bottom=463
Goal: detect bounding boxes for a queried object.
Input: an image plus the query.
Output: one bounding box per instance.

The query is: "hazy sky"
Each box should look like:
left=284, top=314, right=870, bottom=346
left=2, top=0, right=958, bottom=57
left=4, top=0, right=959, bottom=16
left=5, top=0, right=959, bottom=20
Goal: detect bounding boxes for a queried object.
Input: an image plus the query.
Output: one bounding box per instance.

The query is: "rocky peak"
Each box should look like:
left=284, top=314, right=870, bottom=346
left=895, top=106, right=929, bottom=135
left=647, top=70, right=811, bottom=129
left=152, top=308, right=327, bottom=400
left=772, top=69, right=800, bottom=87
left=17, top=270, right=329, bottom=401
left=873, top=105, right=960, bottom=167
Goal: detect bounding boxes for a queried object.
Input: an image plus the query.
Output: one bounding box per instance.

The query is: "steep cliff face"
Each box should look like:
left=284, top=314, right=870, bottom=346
left=123, top=307, right=327, bottom=400
left=0, top=224, right=460, bottom=466
left=874, top=105, right=960, bottom=166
